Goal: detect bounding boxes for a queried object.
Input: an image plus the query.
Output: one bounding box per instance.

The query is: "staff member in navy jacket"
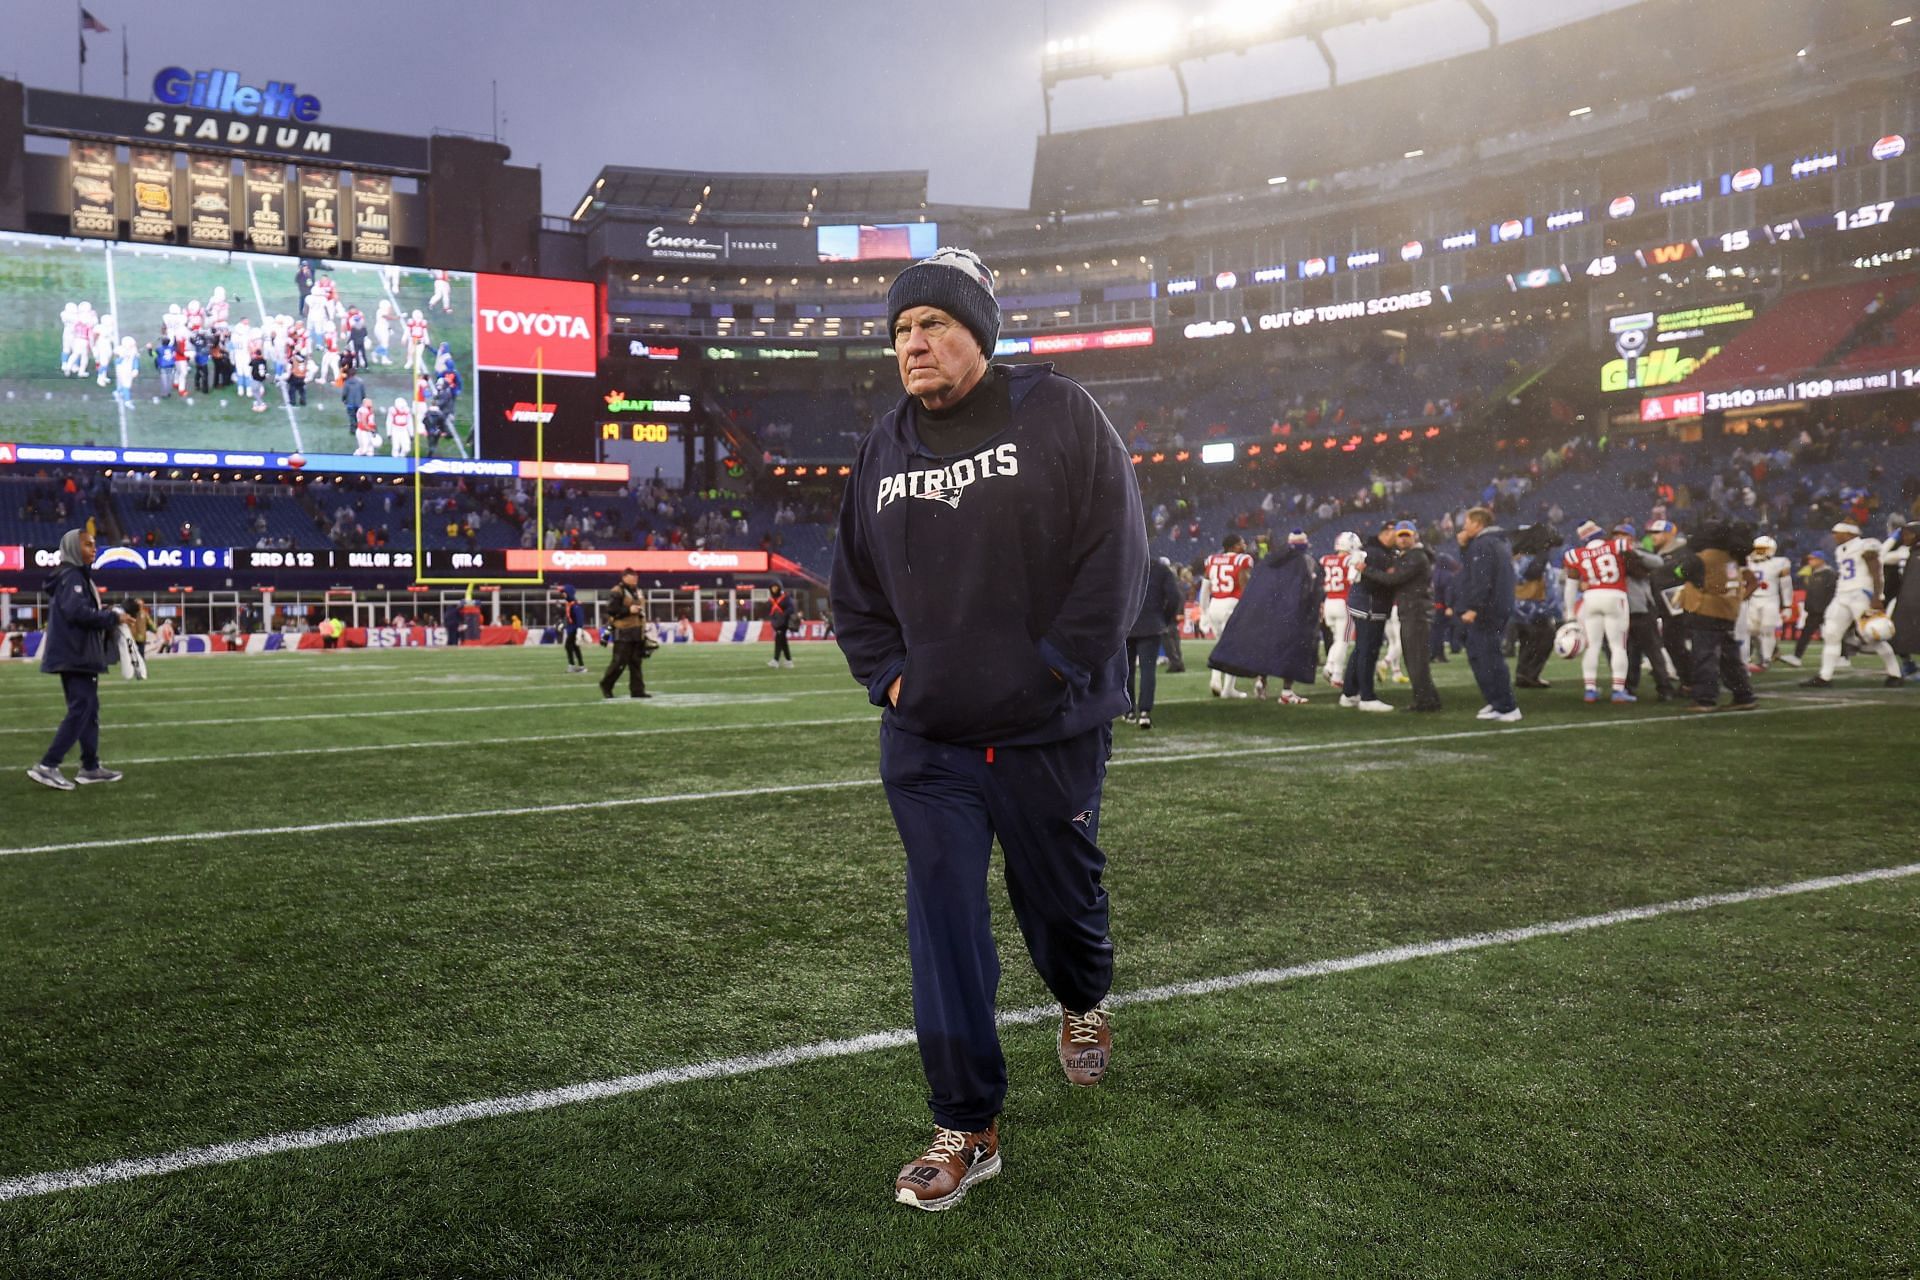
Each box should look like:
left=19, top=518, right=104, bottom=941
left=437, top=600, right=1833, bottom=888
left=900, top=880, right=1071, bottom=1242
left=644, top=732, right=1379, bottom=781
left=831, top=247, right=1146, bottom=1212
left=27, top=528, right=126, bottom=791
left=1456, top=506, right=1521, bottom=722
left=1125, top=548, right=1182, bottom=730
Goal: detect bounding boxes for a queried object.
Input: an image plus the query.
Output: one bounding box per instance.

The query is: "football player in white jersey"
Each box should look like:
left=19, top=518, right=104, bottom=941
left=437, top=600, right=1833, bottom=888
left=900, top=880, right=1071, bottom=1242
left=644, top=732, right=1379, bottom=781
left=89, top=313, right=117, bottom=388
left=59, top=302, right=84, bottom=375
left=1743, top=535, right=1793, bottom=671
left=1803, top=521, right=1903, bottom=687
left=405, top=309, right=431, bottom=375
left=373, top=300, right=397, bottom=365
left=112, top=335, right=140, bottom=407
left=429, top=268, right=454, bottom=313
left=386, top=397, right=415, bottom=458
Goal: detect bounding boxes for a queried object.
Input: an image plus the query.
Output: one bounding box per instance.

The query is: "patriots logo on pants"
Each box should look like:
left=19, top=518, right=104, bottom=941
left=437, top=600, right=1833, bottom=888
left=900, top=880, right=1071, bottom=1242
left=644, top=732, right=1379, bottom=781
left=1071, top=809, right=1094, bottom=827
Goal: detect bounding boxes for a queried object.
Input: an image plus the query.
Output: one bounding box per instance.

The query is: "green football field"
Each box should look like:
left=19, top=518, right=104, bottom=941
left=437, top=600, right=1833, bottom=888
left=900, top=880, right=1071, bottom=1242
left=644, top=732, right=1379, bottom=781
left=0, top=642, right=1915, bottom=1278
left=0, top=234, right=475, bottom=457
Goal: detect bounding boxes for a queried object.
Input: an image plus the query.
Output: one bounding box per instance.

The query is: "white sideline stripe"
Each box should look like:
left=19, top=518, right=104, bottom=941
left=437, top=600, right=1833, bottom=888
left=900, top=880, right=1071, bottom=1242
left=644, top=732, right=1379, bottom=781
left=0, top=667, right=848, bottom=704
left=244, top=255, right=304, bottom=455
left=97, top=716, right=880, bottom=767
left=103, top=243, right=127, bottom=448
left=0, top=698, right=1879, bottom=859
left=0, top=687, right=858, bottom=735
left=33, top=691, right=1867, bottom=769
left=3, top=860, right=1913, bottom=1203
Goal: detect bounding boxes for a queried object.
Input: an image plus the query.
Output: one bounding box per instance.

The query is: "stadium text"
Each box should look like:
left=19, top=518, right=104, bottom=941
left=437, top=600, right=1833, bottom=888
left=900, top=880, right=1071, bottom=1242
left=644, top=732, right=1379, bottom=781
left=144, top=112, right=332, bottom=156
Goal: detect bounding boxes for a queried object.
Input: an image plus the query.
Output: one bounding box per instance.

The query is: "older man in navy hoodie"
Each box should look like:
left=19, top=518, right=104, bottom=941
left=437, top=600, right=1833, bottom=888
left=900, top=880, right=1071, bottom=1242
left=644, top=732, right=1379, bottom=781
left=832, top=247, right=1145, bottom=1211
left=27, top=528, right=126, bottom=790
left=1456, top=506, right=1521, bottom=722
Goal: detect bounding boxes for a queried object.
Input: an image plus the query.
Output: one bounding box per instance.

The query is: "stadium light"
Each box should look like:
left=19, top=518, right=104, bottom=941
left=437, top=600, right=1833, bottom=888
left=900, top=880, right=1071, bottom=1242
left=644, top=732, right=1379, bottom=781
left=1267, top=175, right=1288, bottom=185
left=1094, top=7, right=1183, bottom=60
left=1404, top=149, right=1425, bottom=159
left=1215, top=0, right=1290, bottom=36
left=1568, top=106, right=1592, bottom=117
left=1894, top=16, right=1912, bottom=26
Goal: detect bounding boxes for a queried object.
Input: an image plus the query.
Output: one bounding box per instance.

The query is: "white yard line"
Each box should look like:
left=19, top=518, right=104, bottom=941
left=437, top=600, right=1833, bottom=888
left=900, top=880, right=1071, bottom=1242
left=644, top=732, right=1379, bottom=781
left=97, top=715, right=880, bottom=767
left=2, top=859, right=1912, bottom=1203
left=243, top=256, right=304, bottom=455
left=0, top=687, right=859, bottom=735
left=102, top=243, right=128, bottom=448
left=0, top=699, right=1880, bottom=859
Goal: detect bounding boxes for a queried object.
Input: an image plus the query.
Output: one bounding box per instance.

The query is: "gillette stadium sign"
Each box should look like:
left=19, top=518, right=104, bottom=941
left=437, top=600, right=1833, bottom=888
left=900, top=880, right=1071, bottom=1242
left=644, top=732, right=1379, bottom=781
left=24, top=73, right=429, bottom=171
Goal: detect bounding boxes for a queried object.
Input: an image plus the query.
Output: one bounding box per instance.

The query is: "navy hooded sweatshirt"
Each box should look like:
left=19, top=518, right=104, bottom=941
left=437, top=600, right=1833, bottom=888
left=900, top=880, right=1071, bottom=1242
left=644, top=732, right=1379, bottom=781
left=831, top=362, right=1146, bottom=747
left=40, top=561, right=118, bottom=674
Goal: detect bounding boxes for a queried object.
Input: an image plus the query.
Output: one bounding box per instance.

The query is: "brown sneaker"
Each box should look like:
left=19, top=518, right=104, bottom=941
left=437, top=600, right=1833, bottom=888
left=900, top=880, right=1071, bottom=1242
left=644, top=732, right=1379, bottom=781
left=894, top=1122, right=1000, bottom=1211
left=1059, top=1006, right=1112, bottom=1086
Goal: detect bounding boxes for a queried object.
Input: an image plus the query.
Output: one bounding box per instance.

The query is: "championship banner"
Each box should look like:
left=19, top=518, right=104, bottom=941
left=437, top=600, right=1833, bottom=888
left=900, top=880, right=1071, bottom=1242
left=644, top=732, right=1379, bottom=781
left=298, top=167, right=340, bottom=257
left=129, top=147, right=176, bottom=244
left=350, top=172, right=392, bottom=262
left=186, top=153, right=233, bottom=249
left=243, top=160, right=289, bottom=253
left=68, top=139, right=117, bottom=239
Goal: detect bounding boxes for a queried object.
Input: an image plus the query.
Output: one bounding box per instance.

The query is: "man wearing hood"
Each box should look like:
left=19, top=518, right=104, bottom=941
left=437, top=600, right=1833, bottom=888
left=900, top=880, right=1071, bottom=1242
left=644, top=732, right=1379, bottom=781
left=27, top=528, right=125, bottom=790
left=831, top=247, right=1145, bottom=1212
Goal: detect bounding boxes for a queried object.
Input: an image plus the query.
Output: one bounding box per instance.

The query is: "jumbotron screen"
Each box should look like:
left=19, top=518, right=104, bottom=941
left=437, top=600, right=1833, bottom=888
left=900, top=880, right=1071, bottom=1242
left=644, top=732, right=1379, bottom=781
left=0, top=230, right=598, bottom=465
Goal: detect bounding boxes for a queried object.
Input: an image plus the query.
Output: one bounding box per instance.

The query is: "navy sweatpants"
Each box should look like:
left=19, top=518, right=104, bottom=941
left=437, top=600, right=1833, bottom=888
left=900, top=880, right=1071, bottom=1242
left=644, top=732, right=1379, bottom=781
left=1464, top=619, right=1517, bottom=713
left=1341, top=614, right=1387, bottom=700
left=41, top=672, right=101, bottom=771
left=880, top=721, right=1114, bottom=1131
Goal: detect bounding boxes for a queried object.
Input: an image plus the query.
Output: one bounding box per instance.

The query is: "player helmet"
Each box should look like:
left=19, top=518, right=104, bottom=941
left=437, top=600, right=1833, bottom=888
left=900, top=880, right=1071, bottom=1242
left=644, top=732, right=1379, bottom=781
left=1554, top=621, right=1585, bottom=659
left=1752, top=535, right=1776, bottom=554
left=1859, top=611, right=1896, bottom=644
left=1334, top=531, right=1362, bottom=554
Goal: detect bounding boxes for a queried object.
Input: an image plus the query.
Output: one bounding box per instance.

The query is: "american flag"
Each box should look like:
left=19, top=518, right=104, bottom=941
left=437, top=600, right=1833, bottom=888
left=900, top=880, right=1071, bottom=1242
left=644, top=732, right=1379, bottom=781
left=81, top=8, right=110, bottom=32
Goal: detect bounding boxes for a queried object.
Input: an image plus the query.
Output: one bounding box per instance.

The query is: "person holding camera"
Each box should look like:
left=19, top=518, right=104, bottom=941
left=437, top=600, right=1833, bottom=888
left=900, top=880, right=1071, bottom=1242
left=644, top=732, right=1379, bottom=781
left=1676, top=522, right=1759, bottom=712
left=27, top=528, right=126, bottom=790
left=599, top=566, right=655, bottom=699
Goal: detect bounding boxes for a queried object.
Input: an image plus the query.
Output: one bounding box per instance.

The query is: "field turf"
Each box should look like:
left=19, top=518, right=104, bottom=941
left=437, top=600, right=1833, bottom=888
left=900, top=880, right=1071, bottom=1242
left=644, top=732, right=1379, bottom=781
left=0, top=641, right=1915, bottom=1277
left=0, top=233, right=475, bottom=456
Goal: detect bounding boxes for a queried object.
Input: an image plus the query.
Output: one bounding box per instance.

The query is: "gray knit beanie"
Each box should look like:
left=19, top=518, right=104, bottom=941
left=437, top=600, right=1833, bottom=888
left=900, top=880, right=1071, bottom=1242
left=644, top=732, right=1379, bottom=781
left=886, top=247, right=1000, bottom=357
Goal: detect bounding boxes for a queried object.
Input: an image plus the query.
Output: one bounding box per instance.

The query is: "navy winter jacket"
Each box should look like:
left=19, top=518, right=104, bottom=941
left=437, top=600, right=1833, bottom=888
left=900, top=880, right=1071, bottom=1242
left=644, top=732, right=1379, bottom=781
left=831, top=362, right=1146, bottom=747
left=1208, top=544, right=1321, bottom=683
left=1458, top=526, right=1517, bottom=624
left=1128, top=559, right=1182, bottom=640
left=39, top=565, right=118, bottom=675
left=1345, top=540, right=1396, bottom=618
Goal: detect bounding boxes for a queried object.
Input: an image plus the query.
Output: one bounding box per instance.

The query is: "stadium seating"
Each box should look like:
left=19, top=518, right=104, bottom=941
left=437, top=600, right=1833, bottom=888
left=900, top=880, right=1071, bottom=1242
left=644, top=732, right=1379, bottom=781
left=1679, top=277, right=1919, bottom=390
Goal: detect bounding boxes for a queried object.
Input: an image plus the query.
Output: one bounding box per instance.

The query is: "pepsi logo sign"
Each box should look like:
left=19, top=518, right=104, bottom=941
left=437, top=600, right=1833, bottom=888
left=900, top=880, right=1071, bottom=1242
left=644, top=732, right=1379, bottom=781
left=1498, top=219, right=1525, bottom=242
left=1301, top=258, right=1328, bottom=279
left=1400, top=241, right=1424, bottom=262
left=1731, top=167, right=1763, bottom=193
left=1609, top=195, right=1637, bottom=219
left=1873, top=134, right=1907, bottom=162
left=1214, top=271, right=1238, bottom=291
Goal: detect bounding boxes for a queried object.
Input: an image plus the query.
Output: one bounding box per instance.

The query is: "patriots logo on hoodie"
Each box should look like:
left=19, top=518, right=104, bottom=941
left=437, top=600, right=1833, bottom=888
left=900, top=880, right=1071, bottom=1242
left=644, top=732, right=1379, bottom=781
left=918, top=483, right=962, bottom=510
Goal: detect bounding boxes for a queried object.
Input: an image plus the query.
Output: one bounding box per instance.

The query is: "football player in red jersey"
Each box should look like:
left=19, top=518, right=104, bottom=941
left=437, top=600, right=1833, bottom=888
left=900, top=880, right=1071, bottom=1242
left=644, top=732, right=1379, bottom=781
left=1563, top=519, right=1634, bottom=702
left=1320, top=531, right=1364, bottom=683
left=1203, top=535, right=1254, bottom=697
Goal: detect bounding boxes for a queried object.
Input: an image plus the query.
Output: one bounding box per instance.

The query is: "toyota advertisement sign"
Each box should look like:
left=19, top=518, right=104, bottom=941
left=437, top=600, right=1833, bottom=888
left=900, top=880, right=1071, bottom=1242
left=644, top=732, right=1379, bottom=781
left=473, top=273, right=599, bottom=377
